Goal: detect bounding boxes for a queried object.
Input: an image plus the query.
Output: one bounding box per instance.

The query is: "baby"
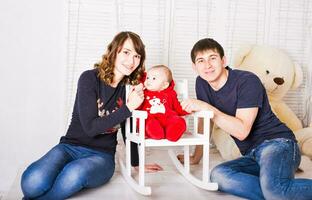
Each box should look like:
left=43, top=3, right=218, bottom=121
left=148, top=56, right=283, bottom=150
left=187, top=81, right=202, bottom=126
left=139, top=65, right=189, bottom=141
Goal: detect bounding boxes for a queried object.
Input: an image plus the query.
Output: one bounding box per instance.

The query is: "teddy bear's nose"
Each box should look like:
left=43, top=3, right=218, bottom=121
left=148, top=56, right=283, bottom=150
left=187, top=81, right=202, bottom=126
left=274, top=77, right=284, bottom=85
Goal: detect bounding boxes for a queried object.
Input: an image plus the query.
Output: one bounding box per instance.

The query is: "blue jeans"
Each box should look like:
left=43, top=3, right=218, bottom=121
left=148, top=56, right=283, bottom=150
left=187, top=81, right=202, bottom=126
left=21, top=143, right=115, bottom=200
left=210, top=138, right=312, bottom=200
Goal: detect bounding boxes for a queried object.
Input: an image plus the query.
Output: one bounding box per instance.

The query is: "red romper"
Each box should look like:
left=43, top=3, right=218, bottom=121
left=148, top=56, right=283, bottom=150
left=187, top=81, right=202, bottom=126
left=139, top=80, right=189, bottom=141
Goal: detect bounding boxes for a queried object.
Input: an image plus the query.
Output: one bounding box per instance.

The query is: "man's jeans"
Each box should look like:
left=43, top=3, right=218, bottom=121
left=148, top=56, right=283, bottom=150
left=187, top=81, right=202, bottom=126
left=21, top=143, right=115, bottom=200
left=211, top=138, right=312, bottom=200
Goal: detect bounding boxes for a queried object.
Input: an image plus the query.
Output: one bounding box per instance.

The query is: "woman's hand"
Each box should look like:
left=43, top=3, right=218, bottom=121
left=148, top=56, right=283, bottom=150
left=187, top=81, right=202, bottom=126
left=127, top=83, right=144, bottom=111
left=133, top=163, right=163, bottom=173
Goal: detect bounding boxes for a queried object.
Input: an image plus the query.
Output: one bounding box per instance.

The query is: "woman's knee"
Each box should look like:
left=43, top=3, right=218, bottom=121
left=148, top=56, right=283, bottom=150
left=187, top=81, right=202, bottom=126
left=84, top=156, right=115, bottom=187
left=59, top=164, right=86, bottom=188
left=60, top=157, right=114, bottom=188
left=21, top=165, right=50, bottom=198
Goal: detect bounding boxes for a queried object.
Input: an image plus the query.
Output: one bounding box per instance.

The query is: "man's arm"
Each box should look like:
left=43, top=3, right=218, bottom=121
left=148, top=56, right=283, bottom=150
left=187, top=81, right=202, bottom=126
left=181, top=99, right=258, bottom=141
left=177, top=99, right=258, bottom=164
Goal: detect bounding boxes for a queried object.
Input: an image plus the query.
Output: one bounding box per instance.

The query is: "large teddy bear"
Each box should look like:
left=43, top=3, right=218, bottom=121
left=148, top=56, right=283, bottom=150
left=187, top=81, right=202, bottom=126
left=212, top=44, right=312, bottom=160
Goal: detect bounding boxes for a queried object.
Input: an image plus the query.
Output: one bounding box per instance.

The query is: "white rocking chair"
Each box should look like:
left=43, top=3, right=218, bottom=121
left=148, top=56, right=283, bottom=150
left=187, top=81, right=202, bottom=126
left=119, top=79, right=218, bottom=195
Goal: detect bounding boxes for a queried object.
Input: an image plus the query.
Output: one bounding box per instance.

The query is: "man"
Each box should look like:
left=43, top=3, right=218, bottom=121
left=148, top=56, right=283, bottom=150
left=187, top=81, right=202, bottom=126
left=180, top=38, right=312, bottom=199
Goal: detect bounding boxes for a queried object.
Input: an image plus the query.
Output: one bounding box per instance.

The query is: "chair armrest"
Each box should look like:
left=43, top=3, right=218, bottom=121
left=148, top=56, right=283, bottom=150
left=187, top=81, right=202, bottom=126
left=132, top=110, right=148, bottom=119
left=191, top=110, right=213, bottom=137
left=127, top=110, right=148, bottom=141
left=192, top=110, right=213, bottom=118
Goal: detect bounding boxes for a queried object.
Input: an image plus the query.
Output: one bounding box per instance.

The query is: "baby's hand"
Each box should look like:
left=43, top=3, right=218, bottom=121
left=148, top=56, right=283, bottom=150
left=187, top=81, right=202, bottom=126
left=132, top=83, right=144, bottom=92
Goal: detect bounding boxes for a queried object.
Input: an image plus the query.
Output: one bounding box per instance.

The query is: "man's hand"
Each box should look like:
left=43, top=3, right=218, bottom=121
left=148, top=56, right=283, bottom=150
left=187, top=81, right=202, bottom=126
left=133, top=163, right=164, bottom=173
left=181, top=98, right=207, bottom=113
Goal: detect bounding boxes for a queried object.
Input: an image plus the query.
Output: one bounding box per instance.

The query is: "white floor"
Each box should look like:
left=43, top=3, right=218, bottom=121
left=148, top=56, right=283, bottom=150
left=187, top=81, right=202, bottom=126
left=3, top=145, right=312, bottom=200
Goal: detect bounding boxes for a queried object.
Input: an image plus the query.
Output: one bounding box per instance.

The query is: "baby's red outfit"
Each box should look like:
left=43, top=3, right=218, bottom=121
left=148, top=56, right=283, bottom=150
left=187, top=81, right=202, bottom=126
left=139, top=80, right=189, bottom=141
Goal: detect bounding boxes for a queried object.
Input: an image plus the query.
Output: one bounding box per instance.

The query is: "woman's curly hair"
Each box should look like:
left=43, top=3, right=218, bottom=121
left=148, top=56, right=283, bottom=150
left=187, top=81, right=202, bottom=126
left=94, top=31, right=145, bottom=85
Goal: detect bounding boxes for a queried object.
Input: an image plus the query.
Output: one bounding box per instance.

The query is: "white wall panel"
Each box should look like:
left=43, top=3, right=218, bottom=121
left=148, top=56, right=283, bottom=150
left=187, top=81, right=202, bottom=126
left=67, top=0, right=312, bottom=126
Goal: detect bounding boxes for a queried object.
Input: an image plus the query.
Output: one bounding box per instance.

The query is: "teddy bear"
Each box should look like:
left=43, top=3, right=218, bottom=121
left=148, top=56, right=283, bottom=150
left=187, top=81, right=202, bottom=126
left=212, top=44, right=312, bottom=160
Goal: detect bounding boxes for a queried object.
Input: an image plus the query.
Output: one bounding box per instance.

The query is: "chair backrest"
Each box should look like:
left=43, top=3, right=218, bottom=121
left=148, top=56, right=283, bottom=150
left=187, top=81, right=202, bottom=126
left=174, top=79, right=190, bottom=130
left=126, top=79, right=188, bottom=102
left=174, top=79, right=188, bottom=101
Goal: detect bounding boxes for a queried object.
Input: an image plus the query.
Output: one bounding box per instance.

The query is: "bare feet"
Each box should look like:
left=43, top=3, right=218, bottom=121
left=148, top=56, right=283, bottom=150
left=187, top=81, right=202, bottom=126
left=177, top=145, right=203, bottom=165
left=133, top=163, right=164, bottom=173
left=177, top=154, right=201, bottom=165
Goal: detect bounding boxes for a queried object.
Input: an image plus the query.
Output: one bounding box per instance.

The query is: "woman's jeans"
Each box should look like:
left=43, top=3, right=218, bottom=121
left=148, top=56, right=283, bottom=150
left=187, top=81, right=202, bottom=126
left=210, top=138, right=312, bottom=200
left=21, top=143, right=115, bottom=200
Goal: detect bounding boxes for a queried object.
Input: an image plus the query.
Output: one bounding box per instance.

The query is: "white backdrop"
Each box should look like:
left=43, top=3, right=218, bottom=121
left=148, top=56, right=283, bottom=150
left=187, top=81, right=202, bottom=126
left=0, top=0, right=67, bottom=192
left=0, top=0, right=311, bottom=194
left=66, top=0, right=312, bottom=128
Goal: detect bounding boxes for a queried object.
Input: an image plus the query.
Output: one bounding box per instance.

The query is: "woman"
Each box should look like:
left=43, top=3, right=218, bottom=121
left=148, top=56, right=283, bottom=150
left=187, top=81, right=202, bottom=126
left=21, top=31, right=161, bottom=200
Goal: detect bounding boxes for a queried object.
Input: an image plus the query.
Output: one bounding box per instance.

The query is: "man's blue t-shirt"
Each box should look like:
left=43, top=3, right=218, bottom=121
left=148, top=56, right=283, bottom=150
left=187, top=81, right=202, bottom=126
left=196, top=66, right=296, bottom=155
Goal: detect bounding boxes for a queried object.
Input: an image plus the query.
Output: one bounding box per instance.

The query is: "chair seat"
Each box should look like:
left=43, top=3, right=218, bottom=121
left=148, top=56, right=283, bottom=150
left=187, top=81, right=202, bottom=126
left=145, top=134, right=209, bottom=147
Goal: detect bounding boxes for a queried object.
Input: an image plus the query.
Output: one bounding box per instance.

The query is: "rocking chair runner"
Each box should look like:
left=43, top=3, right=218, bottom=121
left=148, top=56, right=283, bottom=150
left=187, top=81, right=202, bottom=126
left=118, top=79, right=218, bottom=195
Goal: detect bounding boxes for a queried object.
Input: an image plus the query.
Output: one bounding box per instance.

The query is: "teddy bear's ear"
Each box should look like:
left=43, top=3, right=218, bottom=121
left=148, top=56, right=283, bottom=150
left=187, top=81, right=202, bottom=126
left=233, top=45, right=253, bottom=67
left=291, top=62, right=303, bottom=89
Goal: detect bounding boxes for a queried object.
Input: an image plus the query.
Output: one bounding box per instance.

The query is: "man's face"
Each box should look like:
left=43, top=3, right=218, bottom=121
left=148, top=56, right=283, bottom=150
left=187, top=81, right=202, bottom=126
left=192, top=49, right=226, bottom=85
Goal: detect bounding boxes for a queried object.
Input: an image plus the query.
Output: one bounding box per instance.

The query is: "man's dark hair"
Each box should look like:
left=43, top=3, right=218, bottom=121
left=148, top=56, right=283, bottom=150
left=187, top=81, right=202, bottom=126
left=190, top=38, right=224, bottom=63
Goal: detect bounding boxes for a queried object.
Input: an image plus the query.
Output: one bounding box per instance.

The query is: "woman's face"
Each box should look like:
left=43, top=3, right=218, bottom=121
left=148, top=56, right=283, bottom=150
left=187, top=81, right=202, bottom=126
left=114, top=39, right=141, bottom=78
